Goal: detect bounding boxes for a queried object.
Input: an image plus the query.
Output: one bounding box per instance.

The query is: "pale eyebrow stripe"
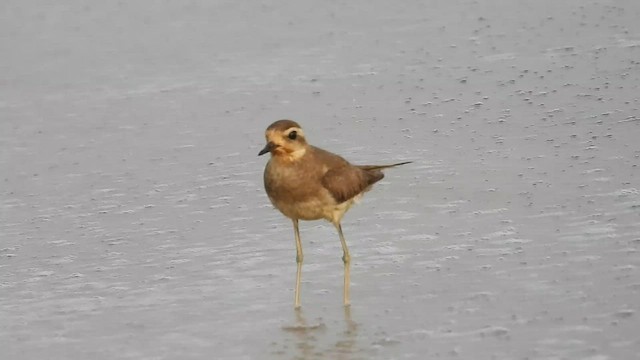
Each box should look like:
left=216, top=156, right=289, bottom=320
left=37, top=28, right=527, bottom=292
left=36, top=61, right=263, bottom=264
left=284, top=127, right=304, bottom=137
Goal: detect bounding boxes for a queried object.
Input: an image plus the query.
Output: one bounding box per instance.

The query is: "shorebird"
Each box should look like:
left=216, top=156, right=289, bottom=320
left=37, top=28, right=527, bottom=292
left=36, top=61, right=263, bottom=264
left=258, top=120, right=410, bottom=308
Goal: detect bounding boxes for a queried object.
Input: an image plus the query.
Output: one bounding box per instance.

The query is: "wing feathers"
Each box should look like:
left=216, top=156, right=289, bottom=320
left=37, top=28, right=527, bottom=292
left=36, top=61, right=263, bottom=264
left=313, top=145, right=411, bottom=204
left=321, top=165, right=382, bottom=204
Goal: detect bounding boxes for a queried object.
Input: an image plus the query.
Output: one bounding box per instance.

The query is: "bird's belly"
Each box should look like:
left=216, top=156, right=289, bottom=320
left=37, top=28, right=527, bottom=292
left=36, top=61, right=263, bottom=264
left=269, top=192, right=358, bottom=223
left=269, top=195, right=329, bottom=221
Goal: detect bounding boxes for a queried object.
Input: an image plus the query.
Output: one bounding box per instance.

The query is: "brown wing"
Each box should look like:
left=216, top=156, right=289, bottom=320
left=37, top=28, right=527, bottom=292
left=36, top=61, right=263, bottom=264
left=321, top=164, right=384, bottom=204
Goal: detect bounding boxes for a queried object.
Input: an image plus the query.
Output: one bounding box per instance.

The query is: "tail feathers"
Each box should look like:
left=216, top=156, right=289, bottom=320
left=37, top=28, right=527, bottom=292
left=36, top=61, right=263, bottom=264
left=358, top=161, right=412, bottom=171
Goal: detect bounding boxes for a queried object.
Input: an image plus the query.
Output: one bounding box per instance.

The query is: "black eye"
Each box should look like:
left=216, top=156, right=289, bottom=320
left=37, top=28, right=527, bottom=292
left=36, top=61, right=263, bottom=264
left=288, top=131, right=297, bottom=140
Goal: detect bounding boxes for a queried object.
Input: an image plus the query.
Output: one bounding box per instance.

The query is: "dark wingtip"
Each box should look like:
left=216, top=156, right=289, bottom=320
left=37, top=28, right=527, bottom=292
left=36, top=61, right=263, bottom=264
left=391, top=161, right=412, bottom=167
left=358, top=161, right=412, bottom=171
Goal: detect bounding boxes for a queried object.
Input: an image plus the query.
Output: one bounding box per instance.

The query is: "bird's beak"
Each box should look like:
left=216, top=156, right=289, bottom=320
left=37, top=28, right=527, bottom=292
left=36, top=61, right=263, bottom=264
left=258, top=141, right=277, bottom=156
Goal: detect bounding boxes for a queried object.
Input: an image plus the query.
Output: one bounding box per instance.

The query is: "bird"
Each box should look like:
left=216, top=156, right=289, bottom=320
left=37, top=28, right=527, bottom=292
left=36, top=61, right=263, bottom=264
left=258, top=119, right=410, bottom=308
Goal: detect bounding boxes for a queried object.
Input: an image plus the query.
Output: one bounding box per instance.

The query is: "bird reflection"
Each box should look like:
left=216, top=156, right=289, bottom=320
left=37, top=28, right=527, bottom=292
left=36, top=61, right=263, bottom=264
left=281, top=307, right=360, bottom=359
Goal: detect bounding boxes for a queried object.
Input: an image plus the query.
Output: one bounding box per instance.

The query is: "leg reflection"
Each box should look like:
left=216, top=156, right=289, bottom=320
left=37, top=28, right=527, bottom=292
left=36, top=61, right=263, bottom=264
left=280, top=308, right=361, bottom=359
left=343, top=306, right=357, bottom=334
left=335, top=306, right=358, bottom=358
left=282, top=308, right=325, bottom=359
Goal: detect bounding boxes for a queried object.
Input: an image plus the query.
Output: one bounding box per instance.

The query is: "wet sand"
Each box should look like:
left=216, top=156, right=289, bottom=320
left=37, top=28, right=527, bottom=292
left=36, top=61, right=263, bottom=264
left=2, top=0, right=640, bottom=359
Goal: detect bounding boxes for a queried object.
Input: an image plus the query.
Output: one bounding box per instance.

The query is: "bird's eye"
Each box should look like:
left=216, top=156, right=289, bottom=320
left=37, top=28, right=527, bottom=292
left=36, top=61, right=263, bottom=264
left=288, top=131, right=297, bottom=140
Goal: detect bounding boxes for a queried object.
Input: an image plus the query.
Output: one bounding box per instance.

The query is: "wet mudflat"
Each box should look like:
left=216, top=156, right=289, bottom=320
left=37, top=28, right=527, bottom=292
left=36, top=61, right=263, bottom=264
left=2, top=0, right=640, bottom=359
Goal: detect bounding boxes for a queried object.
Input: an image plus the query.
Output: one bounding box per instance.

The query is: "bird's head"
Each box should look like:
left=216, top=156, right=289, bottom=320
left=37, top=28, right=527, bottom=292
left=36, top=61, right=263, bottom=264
left=258, top=120, right=308, bottom=160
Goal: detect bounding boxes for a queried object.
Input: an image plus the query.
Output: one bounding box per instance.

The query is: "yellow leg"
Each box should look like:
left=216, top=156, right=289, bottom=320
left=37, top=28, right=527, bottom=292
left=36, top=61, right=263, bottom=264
left=335, top=222, right=351, bottom=307
left=293, top=219, right=303, bottom=308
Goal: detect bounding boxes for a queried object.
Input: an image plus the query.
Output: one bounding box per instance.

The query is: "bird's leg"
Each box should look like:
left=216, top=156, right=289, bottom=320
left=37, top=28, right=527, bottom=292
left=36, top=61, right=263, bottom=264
left=335, top=222, right=351, bottom=307
left=293, top=219, right=303, bottom=308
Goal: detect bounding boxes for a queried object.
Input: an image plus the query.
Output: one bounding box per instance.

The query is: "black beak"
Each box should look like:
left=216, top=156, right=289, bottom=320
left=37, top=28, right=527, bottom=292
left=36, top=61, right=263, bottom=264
left=258, top=141, right=277, bottom=156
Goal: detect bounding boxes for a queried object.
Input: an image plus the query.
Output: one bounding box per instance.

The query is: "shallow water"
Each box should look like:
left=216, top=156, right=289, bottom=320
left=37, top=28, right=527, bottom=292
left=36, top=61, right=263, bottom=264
left=2, top=0, right=640, bottom=359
